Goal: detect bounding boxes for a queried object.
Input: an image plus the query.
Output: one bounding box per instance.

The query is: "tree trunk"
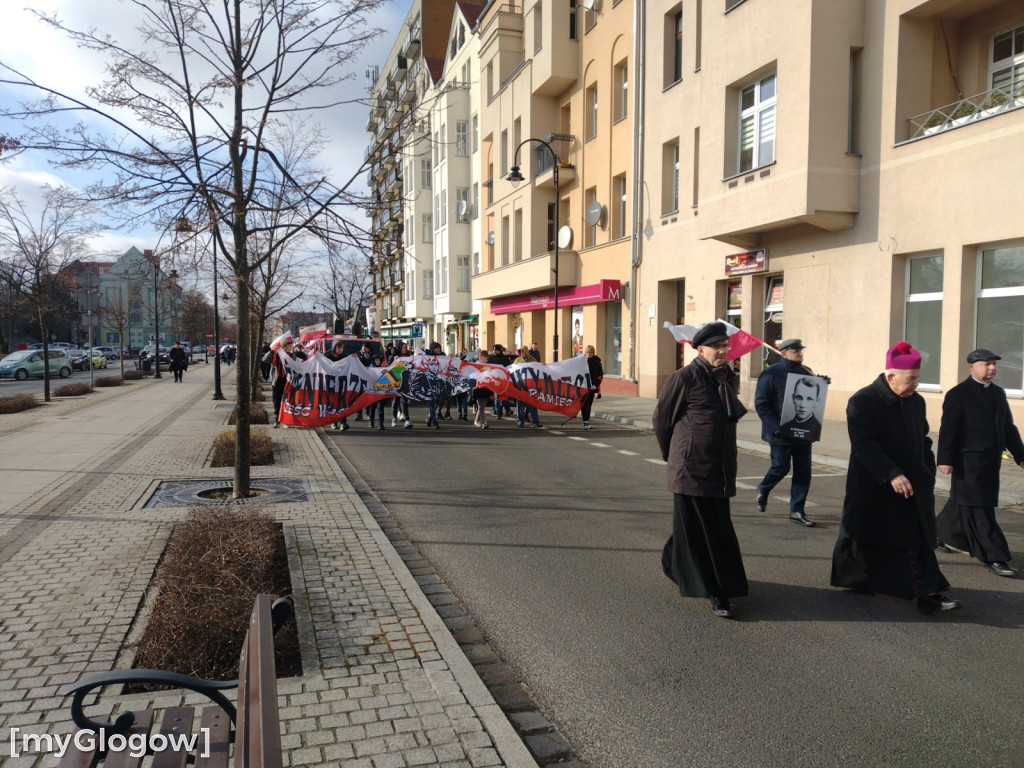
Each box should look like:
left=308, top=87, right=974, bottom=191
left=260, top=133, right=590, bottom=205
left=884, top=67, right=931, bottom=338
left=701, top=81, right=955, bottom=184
left=233, top=264, right=252, bottom=499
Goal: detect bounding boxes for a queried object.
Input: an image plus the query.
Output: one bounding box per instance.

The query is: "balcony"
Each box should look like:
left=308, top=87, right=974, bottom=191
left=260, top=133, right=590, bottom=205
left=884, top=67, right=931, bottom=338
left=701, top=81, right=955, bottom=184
left=402, top=28, right=421, bottom=59
left=905, top=83, right=1024, bottom=142
left=384, top=78, right=396, bottom=98
left=472, top=249, right=580, bottom=301
left=365, top=110, right=379, bottom=132
left=391, top=56, right=407, bottom=84
left=535, top=163, right=575, bottom=190
left=401, top=78, right=417, bottom=104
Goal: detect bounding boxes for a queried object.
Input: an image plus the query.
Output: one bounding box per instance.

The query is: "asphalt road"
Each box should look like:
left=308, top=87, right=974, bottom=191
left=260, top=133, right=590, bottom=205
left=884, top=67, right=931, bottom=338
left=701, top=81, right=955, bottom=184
left=328, top=415, right=1024, bottom=768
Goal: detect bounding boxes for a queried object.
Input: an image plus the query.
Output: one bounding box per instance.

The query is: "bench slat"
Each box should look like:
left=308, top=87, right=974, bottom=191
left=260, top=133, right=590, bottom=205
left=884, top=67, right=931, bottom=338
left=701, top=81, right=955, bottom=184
left=195, top=705, right=231, bottom=768
left=103, top=710, right=155, bottom=768
left=233, top=594, right=283, bottom=768
left=150, top=707, right=194, bottom=768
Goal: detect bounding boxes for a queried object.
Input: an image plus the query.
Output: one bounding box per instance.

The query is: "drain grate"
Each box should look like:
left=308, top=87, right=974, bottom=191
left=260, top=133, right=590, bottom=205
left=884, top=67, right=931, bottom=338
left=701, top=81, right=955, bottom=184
left=146, top=478, right=311, bottom=508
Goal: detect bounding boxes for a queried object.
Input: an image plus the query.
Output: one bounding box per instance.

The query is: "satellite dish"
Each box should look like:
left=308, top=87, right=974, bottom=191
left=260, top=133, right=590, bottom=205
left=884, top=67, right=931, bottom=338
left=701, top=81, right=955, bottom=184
left=486, top=231, right=495, bottom=246
left=584, top=201, right=604, bottom=227
left=582, top=0, right=598, bottom=10
left=456, top=200, right=469, bottom=217
left=557, top=225, right=573, bottom=249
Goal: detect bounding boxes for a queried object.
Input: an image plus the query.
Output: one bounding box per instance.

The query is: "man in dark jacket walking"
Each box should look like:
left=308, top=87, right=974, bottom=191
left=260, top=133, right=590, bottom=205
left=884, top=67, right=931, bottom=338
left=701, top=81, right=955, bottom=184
left=830, top=341, right=960, bottom=614
left=168, top=341, right=187, bottom=382
left=935, top=348, right=1024, bottom=577
left=653, top=322, right=749, bottom=618
left=754, top=339, right=820, bottom=526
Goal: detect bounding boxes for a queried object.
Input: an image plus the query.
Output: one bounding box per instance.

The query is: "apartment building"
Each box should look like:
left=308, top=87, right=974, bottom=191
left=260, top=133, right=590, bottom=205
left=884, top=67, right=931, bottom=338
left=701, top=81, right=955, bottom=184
left=641, top=0, right=1024, bottom=424
left=473, top=0, right=639, bottom=387
left=365, top=0, right=484, bottom=351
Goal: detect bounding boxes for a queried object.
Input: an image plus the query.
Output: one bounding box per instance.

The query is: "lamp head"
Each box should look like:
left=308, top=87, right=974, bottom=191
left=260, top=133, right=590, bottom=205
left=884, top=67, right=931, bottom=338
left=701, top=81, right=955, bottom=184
left=506, top=165, right=524, bottom=185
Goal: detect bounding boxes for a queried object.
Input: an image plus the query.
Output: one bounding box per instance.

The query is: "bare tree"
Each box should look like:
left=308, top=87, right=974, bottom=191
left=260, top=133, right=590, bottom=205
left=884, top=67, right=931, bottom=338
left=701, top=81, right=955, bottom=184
left=0, top=185, right=99, bottom=400
left=99, top=280, right=134, bottom=378
left=1, top=0, right=384, bottom=496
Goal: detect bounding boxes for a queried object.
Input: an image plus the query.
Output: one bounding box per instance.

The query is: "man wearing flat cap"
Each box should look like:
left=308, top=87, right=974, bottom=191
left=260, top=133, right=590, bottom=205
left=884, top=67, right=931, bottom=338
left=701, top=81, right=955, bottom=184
left=935, top=349, right=1024, bottom=577
left=831, top=341, right=961, bottom=614
left=754, top=339, right=823, bottom=526
left=654, top=321, right=749, bottom=618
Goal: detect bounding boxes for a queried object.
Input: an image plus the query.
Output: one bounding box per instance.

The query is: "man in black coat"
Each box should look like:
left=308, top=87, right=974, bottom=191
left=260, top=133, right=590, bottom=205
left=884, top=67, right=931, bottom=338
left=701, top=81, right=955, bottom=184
left=830, top=341, right=960, bottom=614
left=654, top=322, right=748, bottom=618
left=935, top=349, right=1024, bottom=577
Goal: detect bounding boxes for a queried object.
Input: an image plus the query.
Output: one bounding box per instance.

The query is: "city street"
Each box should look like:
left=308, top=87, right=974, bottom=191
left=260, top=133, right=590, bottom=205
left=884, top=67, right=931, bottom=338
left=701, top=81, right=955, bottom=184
left=328, top=416, right=1024, bottom=768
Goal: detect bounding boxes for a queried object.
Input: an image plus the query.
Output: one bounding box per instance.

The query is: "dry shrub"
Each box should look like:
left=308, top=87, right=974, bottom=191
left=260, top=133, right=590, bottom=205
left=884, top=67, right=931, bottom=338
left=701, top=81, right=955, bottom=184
left=228, top=405, right=269, bottom=425
left=0, top=394, right=38, bottom=414
left=123, top=369, right=144, bottom=381
left=54, top=382, right=93, bottom=397
left=94, top=376, right=123, bottom=388
left=131, top=507, right=291, bottom=680
left=211, top=428, right=274, bottom=467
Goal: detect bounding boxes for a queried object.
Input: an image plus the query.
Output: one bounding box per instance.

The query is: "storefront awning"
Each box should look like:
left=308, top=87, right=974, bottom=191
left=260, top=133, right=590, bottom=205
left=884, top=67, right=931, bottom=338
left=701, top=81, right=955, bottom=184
left=490, top=279, right=621, bottom=315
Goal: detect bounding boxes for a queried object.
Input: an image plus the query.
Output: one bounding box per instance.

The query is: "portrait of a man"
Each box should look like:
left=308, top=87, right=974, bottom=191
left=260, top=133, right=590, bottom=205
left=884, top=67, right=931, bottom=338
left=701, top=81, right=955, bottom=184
left=779, top=375, right=826, bottom=442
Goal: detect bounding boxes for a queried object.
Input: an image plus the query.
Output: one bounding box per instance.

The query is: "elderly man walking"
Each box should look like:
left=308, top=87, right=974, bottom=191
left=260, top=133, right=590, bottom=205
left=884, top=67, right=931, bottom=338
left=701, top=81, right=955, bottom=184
left=654, top=322, right=749, bottom=618
left=830, top=341, right=960, bottom=614
left=935, top=348, right=1024, bottom=577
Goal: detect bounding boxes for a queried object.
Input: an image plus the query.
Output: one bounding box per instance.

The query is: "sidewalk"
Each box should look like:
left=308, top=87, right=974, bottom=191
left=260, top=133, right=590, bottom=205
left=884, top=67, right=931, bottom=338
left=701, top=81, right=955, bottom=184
left=592, top=393, right=1024, bottom=511
left=0, top=365, right=536, bottom=768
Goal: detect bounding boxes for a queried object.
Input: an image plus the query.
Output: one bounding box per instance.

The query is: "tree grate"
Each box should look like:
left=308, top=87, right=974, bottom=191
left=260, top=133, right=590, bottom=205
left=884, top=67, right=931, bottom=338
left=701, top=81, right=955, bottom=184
left=145, top=478, right=311, bottom=508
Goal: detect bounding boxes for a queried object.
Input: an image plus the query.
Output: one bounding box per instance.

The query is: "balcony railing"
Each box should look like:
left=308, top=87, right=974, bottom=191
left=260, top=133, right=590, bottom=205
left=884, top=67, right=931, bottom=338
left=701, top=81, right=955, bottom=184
left=906, top=83, right=1024, bottom=141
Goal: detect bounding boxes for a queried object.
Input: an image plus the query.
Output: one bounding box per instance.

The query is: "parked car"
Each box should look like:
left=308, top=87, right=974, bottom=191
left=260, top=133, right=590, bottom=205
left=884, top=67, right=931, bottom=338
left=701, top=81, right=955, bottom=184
left=90, top=346, right=119, bottom=360
left=139, top=345, right=170, bottom=364
left=0, top=349, right=73, bottom=380
left=69, top=349, right=107, bottom=371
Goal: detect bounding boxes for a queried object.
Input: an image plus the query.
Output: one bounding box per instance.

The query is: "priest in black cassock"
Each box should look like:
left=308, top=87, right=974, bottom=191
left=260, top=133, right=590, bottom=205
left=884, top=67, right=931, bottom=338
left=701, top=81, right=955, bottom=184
left=830, top=341, right=961, bottom=614
left=935, top=348, right=1024, bottom=577
left=654, top=322, right=748, bottom=618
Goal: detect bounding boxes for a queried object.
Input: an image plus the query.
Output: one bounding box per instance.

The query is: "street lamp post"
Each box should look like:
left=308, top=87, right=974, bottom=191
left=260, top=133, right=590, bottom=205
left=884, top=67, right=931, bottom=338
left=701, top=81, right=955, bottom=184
left=507, top=138, right=560, bottom=362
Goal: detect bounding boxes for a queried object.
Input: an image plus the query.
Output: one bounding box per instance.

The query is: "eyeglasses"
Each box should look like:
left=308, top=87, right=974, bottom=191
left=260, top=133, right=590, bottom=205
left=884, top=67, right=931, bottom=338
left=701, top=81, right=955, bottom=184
left=706, top=342, right=729, bottom=350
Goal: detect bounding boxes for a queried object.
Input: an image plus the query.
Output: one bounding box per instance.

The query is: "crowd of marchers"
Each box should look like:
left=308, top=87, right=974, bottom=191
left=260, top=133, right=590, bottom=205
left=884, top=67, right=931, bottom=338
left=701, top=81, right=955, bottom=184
left=260, top=337, right=605, bottom=433
left=655, top=322, right=1023, bottom=619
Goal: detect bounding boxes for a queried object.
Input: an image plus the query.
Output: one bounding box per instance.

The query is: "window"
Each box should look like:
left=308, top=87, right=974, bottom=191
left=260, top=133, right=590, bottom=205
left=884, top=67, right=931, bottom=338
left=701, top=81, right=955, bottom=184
left=665, top=7, right=682, bottom=87
left=456, top=187, right=470, bottom=222
left=440, top=123, right=447, bottom=161
left=420, top=158, right=432, bottom=188
left=726, top=0, right=745, bottom=10
left=501, top=215, right=510, bottom=266
left=905, top=254, right=943, bottom=387
left=848, top=48, right=862, bottom=155
left=692, top=127, right=700, bottom=207
left=473, top=251, right=481, bottom=275
left=423, top=269, right=434, bottom=299
left=441, top=251, right=449, bottom=292
left=534, top=1, right=543, bottom=53
left=613, top=173, right=627, bottom=239
left=614, top=60, right=628, bottom=122
left=739, top=73, right=776, bottom=172
left=569, top=0, right=578, bottom=40
left=472, top=183, right=480, bottom=219
left=604, top=300, right=622, bottom=376
left=976, top=244, right=1024, bottom=392
left=456, top=121, right=469, bottom=156
left=486, top=63, right=493, bottom=101
left=472, top=114, right=479, bottom=152
left=586, top=84, right=598, bottom=140
left=434, top=257, right=442, bottom=295
left=422, top=213, right=432, bottom=243
left=501, top=129, right=508, bottom=174
left=990, top=25, right=1024, bottom=96
left=585, top=2, right=597, bottom=32
left=434, top=193, right=439, bottom=225
left=457, top=255, right=471, bottom=291
left=661, top=139, right=679, bottom=214
left=514, top=209, right=523, bottom=262
left=441, top=189, right=447, bottom=226
left=407, top=261, right=415, bottom=300
left=585, top=187, right=598, bottom=247
left=513, top=118, right=522, bottom=165
left=547, top=203, right=556, bottom=252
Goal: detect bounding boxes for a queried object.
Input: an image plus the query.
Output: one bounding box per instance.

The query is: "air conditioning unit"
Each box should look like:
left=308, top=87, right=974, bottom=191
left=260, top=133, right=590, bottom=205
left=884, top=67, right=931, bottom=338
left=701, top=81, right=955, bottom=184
left=486, top=231, right=495, bottom=246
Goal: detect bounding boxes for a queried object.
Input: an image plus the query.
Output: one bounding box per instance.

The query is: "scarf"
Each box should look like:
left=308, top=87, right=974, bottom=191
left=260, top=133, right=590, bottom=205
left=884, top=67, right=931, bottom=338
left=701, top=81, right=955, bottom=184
left=696, top=356, right=747, bottom=423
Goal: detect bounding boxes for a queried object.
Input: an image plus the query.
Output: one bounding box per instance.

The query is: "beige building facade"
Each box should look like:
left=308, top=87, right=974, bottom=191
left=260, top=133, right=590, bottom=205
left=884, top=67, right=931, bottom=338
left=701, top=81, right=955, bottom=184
left=640, top=0, right=1024, bottom=424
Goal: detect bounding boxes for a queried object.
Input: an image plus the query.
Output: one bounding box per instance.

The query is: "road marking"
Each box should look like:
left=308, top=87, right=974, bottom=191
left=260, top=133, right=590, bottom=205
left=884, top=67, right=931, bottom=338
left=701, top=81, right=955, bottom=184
left=735, top=480, right=757, bottom=490
left=567, top=436, right=588, bottom=442
left=645, top=458, right=663, bottom=465
left=590, top=442, right=611, bottom=448
left=617, top=450, right=639, bottom=456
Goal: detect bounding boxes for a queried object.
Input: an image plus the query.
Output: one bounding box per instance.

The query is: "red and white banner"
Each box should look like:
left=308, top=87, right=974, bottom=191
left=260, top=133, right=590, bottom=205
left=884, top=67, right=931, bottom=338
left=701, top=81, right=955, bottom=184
left=276, top=353, right=593, bottom=428
left=663, top=319, right=765, bottom=361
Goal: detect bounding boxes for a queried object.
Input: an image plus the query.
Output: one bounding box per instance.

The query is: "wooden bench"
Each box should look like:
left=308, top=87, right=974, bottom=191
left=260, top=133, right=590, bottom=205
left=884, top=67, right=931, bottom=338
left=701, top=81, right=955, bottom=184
left=59, top=594, right=292, bottom=768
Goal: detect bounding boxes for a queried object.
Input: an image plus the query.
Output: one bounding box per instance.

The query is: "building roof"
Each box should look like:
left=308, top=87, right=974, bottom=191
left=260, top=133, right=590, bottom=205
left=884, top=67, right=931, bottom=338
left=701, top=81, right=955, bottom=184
left=457, top=1, right=485, bottom=30
left=424, top=56, right=446, bottom=85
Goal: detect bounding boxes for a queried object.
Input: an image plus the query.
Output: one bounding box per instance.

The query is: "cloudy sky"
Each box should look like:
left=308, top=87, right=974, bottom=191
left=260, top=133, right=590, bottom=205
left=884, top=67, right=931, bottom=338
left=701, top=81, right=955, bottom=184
left=0, top=0, right=409, bottom=258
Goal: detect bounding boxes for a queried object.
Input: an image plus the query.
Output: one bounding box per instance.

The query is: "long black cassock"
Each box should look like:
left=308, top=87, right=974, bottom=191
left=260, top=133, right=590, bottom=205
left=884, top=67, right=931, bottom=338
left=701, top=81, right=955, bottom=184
left=935, top=377, right=1024, bottom=563
left=831, top=374, right=949, bottom=599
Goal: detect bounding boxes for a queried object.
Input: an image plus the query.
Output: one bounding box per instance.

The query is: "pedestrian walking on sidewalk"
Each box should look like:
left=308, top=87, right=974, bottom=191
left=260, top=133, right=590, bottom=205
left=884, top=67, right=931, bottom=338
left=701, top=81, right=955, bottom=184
left=579, top=345, right=604, bottom=430
left=935, top=348, right=1024, bottom=578
left=830, top=341, right=961, bottom=614
left=168, top=341, right=187, bottom=383
left=653, top=322, right=749, bottom=618
left=753, top=339, right=825, bottom=527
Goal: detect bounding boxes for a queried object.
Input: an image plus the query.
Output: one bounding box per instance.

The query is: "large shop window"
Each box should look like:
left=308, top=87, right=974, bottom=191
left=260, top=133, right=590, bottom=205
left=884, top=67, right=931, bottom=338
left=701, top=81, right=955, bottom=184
left=605, top=300, right=622, bottom=376
left=905, top=254, right=943, bottom=388
left=762, top=275, right=783, bottom=367
left=976, top=244, right=1024, bottom=393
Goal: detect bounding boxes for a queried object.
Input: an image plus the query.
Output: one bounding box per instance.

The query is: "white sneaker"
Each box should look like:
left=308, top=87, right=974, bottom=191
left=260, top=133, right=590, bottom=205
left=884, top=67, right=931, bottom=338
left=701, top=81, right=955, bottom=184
left=582, top=422, right=590, bottom=430
left=391, top=418, right=397, bottom=427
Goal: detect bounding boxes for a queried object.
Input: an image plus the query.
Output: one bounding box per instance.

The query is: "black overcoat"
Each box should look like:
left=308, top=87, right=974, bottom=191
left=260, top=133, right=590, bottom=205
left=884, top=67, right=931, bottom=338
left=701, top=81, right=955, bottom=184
left=936, top=377, right=1024, bottom=507
left=840, top=374, right=937, bottom=548
left=653, top=357, right=738, bottom=498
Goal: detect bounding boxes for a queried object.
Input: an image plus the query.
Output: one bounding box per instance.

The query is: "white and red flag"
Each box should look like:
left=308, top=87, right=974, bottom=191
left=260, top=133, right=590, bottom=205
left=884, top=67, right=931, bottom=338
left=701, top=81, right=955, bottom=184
left=663, top=320, right=765, bottom=361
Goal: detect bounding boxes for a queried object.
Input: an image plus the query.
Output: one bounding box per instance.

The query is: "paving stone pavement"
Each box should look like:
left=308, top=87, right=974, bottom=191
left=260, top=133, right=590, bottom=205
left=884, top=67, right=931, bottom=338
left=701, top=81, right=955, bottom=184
left=0, top=367, right=536, bottom=768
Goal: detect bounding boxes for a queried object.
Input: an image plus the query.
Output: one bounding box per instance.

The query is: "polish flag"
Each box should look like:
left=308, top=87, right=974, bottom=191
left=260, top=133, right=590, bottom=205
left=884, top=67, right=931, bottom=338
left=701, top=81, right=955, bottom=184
left=662, top=320, right=764, bottom=361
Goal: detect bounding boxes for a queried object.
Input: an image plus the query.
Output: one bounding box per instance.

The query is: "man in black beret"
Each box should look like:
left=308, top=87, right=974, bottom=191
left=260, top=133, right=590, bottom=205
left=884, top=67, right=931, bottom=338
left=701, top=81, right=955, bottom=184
left=935, top=349, right=1024, bottom=577
left=654, top=321, right=748, bottom=618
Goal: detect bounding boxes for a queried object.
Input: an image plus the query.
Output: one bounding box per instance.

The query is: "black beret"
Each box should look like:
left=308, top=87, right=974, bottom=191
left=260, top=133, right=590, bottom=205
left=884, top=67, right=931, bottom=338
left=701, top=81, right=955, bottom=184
left=692, top=322, right=729, bottom=348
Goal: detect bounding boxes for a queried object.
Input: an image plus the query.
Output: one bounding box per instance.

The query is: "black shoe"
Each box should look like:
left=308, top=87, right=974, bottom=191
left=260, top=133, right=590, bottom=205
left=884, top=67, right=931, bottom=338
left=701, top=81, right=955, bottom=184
left=917, top=594, right=962, bottom=614
left=710, top=597, right=733, bottom=618
left=790, top=511, right=816, bottom=527
left=378, top=422, right=385, bottom=431
left=755, top=492, right=767, bottom=513
left=936, top=540, right=956, bottom=553
left=986, top=561, right=1018, bottom=577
